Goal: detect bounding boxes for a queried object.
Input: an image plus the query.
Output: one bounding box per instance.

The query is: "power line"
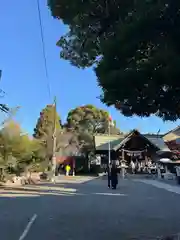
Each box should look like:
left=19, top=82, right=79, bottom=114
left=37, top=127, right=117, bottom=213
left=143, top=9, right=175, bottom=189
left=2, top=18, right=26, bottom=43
left=36, top=1, right=57, bottom=182
left=36, top=0, right=51, bottom=100
left=52, top=96, right=57, bottom=182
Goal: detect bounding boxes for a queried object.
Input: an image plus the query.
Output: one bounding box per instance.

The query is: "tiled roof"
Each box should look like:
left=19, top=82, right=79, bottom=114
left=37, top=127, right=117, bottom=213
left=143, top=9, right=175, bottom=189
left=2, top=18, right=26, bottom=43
left=146, top=136, right=171, bottom=152
left=95, top=137, right=124, bottom=151
left=94, top=134, right=124, bottom=151
left=94, top=131, right=171, bottom=152
left=163, top=125, right=180, bottom=137
left=143, top=134, right=164, bottom=138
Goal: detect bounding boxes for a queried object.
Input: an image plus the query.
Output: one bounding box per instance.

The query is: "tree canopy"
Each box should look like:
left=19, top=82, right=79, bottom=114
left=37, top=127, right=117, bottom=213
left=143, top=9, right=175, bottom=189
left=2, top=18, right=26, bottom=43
left=65, top=105, right=121, bottom=155
left=0, top=102, right=124, bottom=179
left=0, top=121, right=41, bottom=177
left=33, top=104, right=61, bottom=139
left=66, top=104, right=120, bottom=134
left=33, top=104, right=61, bottom=160
left=48, top=0, right=180, bottom=121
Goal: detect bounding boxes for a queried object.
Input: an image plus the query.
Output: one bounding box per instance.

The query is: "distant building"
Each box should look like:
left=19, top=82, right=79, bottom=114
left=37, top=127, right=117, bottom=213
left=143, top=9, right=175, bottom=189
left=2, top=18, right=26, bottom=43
left=94, top=129, right=171, bottom=165
left=163, top=126, right=180, bottom=157
left=163, top=126, right=180, bottom=142
left=55, top=131, right=79, bottom=166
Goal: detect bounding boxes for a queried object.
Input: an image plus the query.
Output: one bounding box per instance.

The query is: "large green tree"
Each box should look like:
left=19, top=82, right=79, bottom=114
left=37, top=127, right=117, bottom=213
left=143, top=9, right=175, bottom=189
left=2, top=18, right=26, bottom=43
left=48, top=0, right=180, bottom=121
left=33, top=104, right=61, bottom=160
left=66, top=104, right=120, bottom=134
left=0, top=121, right=41, bottom=178
left=65, top=105, right=121, bottom=155
left=34, top=104, right=61, bottom=138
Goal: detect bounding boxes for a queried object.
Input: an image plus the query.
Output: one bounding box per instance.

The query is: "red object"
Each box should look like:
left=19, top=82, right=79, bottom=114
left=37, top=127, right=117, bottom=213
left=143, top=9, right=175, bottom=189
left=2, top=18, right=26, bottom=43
left=109, top=115, right=112, bottom=121
left=166, top=140, right=180, bottom=157
left=56, top=156, right=75, bottom=167
left=166, top=140, right=180, bottom=150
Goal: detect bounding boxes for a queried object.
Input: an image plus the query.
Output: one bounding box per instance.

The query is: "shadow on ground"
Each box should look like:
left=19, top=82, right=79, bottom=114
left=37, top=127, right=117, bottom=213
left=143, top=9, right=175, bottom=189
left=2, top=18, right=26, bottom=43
left=0, top=178, right=128, bottom=198
left=0, top=178, right=180, bottom=240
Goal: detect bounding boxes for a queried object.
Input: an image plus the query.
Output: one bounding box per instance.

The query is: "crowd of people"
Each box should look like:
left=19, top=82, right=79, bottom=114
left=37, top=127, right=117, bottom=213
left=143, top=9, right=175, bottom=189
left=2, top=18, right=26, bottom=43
left=107, top=159, right=161, bottom=190
left=129, top=159, right=157, bottom=175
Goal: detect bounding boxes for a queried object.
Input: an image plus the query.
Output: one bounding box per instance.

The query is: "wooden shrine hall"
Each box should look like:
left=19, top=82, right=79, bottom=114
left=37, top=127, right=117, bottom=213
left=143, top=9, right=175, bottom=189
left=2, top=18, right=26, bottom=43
left=94, top=130, right=171, bottom=165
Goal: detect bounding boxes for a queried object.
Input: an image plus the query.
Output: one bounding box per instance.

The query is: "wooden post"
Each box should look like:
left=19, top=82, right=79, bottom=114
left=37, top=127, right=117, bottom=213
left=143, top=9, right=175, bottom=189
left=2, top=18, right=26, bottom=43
left=73, top=157, right=75, bottom=176
left=121, top=149, right=125, bottom=179
left=157, top=164, right=161, bottom=179
left=122, top=149, right=124, bottom=161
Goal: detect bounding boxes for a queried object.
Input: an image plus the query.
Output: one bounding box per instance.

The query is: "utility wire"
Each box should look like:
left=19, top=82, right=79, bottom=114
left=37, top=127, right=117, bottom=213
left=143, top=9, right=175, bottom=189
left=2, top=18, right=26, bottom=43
left=36, top=0, right=51, bottom=100
left=36, top=0, right=57, bottom=182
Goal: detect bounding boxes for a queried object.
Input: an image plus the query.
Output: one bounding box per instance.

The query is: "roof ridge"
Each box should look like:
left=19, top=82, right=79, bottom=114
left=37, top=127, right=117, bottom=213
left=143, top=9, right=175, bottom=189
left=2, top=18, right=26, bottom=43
left=94, top=133, right=124, bottom=136
left=163, top=125, right=180, bottom=137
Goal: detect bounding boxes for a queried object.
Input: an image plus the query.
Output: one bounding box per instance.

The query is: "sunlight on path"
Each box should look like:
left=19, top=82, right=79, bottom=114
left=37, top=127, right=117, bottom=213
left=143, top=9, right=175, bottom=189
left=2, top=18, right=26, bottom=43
left=134, top=179, right=180, bottom=195
left=19, top=185, right=77, bottom=192
left=0, top=187, right=79, bottom=198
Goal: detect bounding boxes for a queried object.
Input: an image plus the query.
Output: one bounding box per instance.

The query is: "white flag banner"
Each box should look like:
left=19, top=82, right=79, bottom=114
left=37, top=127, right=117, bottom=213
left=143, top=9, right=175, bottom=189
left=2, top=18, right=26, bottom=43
left=122, top=149, right=146, bottom=157
left=124, top=149, right=145, bottom=154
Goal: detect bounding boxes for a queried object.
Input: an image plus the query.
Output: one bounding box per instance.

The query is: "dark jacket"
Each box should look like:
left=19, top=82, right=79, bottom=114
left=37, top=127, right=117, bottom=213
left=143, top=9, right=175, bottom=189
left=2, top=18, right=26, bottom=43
left=111, top=166, right=118, bottom=185
left=108, top=165, right=118, bottom=186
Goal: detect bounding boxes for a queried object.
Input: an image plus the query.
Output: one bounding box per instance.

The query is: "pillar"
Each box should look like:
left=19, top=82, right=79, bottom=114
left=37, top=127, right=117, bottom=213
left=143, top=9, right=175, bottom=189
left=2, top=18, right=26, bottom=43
left=72, top=157, right=75, bottom=176
left=121, top=149, right=125, bottom=179
left=157, top=164, right=161, bottom=179
left=165, top=165, right=169, bottom=173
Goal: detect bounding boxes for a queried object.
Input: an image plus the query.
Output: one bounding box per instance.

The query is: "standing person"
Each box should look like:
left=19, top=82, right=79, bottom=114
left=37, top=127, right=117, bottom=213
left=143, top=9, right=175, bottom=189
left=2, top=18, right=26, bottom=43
left=151, top=163, right=157, bottom=179
left=107, top=163, right=112, bottom=188
left=65, top=164, right=71, bottom=176
left=176, top=165, right=180, bottom=185
left=157, top=164, right=162, bottom=179
left=121, top=161, right=127, bottom=179
left=130, top=160, right=135, bottom=174
left=111, top=164, right=118, bottom=189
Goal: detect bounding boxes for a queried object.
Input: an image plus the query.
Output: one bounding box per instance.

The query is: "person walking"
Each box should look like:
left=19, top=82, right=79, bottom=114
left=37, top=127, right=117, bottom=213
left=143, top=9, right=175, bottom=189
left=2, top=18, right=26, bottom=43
left=111, top=164, right=118, bottom=189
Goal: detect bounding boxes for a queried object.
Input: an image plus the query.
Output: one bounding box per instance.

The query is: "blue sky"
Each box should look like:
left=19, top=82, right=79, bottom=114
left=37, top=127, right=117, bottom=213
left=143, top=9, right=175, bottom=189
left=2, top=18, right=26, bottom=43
left=0, top=1, right=179, bottom=135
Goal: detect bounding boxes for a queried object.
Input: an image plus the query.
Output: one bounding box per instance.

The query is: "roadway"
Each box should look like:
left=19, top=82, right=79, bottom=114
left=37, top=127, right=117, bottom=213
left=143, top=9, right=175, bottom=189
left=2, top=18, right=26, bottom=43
left=0, top=177, right=180, bottom=239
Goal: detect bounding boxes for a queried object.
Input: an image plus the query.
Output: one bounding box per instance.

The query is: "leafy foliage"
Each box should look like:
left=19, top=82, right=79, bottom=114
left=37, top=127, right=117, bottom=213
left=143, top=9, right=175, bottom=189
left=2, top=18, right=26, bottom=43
left=0, top=121, right=42, bottom=177
left=0, top=121, right=21, bottom=165
left=48, top=0, right=180, bottom=121
left=66, top=104, right=120, bottom=134
left=33, top=105, right=61, bottom=162
left=65, top=105, right=121, bottom=154
left=0, top=103, right=123, bottom=178
left=34, top=104, right=61, bottom=138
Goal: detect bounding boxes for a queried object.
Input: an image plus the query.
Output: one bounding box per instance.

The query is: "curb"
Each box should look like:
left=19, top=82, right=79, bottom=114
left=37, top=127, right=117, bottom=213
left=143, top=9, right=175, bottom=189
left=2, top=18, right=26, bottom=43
left=0, top=183, right=41, bottom=192
left=0, top=186, right=35, bottom=192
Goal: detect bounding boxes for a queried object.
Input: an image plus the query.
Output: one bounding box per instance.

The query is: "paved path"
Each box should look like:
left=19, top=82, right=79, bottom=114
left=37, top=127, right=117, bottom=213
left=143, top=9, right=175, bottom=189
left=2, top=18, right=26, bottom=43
left=54, top=175, right=99, bottom=183
left=1, top=177, right=180, bottom=239
left=134, top=179, right=180, bottom=195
